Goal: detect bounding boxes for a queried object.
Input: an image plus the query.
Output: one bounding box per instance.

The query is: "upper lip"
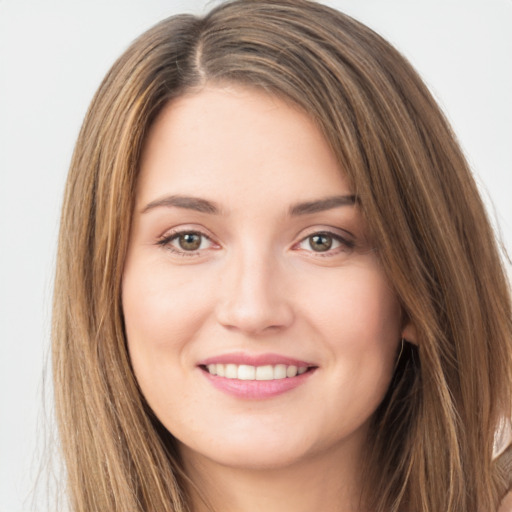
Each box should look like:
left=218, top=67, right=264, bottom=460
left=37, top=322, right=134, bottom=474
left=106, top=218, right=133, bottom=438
left=198, top=352, right=316, bottom=367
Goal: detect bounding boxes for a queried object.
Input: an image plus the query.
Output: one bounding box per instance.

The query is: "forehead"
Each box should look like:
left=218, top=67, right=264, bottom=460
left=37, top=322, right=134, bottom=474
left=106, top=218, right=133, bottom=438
left=137, top=84, right=351, bottom=211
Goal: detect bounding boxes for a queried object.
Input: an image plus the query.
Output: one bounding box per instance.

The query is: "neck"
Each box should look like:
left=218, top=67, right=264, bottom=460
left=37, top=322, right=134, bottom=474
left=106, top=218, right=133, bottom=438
left=181, top=441, right=366, bottom=512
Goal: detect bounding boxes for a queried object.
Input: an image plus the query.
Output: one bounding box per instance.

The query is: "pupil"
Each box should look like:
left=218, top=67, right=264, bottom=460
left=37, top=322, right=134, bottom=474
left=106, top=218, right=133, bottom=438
left=310, top=234, right=332, bottom=252
left=179, top=233, right=201, bottom=250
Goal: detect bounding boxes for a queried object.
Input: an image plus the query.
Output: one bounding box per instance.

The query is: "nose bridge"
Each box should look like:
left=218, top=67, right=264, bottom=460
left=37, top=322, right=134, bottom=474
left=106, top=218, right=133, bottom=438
left=215, top=239, right=293, bottom=334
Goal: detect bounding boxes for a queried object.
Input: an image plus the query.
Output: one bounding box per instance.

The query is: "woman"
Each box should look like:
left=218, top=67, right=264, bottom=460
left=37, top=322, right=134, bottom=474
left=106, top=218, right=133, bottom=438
left=52, top=0, right=512, bottom=510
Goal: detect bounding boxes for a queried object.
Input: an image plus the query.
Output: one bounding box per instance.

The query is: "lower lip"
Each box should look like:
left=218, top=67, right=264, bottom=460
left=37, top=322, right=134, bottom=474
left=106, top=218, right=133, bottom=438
left=200, top=367, right=316, bottom=399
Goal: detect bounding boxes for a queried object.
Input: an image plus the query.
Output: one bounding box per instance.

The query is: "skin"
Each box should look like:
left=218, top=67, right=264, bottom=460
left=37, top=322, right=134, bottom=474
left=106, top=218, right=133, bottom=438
left=122, top=84, right=414, bottom=512
left=499, top=492, right=512, bottom=512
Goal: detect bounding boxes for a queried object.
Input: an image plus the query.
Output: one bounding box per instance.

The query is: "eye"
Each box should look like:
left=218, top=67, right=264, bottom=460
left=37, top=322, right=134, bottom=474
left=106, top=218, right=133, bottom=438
left=157, top=230, right=215, bottom=256
left=308, top=233, right=335, bottom=252
left=175, top=232, right=204, bottom=251
left=296, top=231, right=354, bottom=255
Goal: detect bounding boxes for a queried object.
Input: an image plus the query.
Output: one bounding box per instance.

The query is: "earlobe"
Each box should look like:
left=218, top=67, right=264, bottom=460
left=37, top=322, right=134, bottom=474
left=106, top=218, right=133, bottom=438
left=401, top=322, right=418, bottom=346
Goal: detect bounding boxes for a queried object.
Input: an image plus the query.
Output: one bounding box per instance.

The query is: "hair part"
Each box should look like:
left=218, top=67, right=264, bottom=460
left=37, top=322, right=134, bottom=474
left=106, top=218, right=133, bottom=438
left=52, top=1, right=512, bottom=510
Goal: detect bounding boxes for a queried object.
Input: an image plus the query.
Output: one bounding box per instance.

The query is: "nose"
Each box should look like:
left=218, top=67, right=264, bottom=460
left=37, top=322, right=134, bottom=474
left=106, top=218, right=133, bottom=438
left=214, top=246, right=295, bottom=336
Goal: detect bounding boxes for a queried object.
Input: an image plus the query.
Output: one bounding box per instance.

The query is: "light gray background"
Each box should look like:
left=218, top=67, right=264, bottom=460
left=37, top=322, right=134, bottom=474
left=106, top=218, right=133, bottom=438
left=1, top=1, right=511, bottom=511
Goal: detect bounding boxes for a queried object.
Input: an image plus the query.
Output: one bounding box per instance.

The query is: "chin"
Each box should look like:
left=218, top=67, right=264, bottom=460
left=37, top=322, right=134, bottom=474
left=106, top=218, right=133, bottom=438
left=190, top=445, right=310, bottom=471
left=178, top=428, right=320, bottom=471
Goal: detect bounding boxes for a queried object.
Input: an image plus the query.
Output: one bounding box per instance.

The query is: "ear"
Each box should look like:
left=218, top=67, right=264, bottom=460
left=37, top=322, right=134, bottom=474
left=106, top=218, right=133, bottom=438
left=401, top=321, right=418, bottom=346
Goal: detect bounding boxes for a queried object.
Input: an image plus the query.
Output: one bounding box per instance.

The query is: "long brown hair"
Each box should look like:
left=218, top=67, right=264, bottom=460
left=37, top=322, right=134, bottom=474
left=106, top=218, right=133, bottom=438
left=52, top=1, right=512, bottom=510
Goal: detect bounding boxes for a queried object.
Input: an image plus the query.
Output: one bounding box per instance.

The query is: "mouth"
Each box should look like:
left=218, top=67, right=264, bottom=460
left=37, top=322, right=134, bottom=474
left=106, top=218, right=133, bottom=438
left=197, top=354, right=318, bottom=399
left=200, top=363, right=314, bottom=380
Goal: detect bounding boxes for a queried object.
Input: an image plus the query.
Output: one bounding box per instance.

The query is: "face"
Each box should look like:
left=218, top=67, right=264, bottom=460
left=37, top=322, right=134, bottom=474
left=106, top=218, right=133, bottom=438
left=122, top=85, right=405, bottom=472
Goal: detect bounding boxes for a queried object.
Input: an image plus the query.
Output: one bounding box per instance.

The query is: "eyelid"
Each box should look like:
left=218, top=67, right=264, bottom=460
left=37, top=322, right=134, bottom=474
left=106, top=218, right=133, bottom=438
left=293, top=227, right=356, bottom=255
left=156, top=226, right=220, bottom=256
left=155, top=224, right=356, bottom=258
left=294, top=225, right=355, bottom=243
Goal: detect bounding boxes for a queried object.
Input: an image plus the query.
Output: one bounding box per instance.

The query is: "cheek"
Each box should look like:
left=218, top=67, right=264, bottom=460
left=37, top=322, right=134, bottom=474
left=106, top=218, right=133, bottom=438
left=121, top=259, right=213, bottom=423
left=122, top=258, right=210, bottom=349
left=309, top=274, right=401, bottom=433
left=305, top=263, right=401, bottom=345
left=301, top=263, right=402, bottom=397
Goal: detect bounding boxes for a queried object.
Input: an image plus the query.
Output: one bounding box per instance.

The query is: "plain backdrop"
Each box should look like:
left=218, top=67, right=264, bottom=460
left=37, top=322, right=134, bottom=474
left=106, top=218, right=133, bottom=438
left=1, top=1, right=511, bottom=510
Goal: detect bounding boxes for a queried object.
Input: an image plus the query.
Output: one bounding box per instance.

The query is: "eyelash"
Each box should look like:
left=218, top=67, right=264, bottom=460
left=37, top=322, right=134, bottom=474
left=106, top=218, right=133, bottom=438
left=156, top=229, right=355, bottom=258
left=156, top=230, right=215, bottom=257
left=295, top=231, right=355, bottom=257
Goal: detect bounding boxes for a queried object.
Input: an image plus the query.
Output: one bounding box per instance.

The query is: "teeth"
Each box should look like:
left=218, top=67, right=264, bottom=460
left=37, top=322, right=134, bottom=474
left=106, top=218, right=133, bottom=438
left=286, top=365, right=298, bottom=377
left=205, top=363, right=310, bottom=380
left=256, top=365, right=274, bottom=380
left=274, top=364, right=287, bottom=379
left=238, top=364, right=256, bottom=380
left=225, top=364, right=238, bottom=379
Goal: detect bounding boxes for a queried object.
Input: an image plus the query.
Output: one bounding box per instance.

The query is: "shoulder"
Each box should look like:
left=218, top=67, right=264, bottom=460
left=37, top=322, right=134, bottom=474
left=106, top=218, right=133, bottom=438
left=494, top=417, right=512, bottom=460
left=495, top=418, right=512, bottom=511
left=498, top=492, right=512, bottom=512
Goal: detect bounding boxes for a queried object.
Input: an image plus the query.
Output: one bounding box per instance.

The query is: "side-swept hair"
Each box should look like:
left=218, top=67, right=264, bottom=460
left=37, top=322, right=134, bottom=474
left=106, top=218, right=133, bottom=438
left=53, top=1, right=512, bottom=510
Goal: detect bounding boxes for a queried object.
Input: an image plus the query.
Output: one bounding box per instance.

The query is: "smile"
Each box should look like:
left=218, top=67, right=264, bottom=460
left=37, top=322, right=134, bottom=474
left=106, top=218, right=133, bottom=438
left=204, top=363, right=309, bottom=380
left=198, top=356, right=317, bottom=399
left=197, top=353, right=317, bottom=399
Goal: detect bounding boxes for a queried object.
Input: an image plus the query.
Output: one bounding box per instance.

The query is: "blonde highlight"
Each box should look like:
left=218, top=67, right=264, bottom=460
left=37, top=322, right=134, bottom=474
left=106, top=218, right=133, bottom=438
left=52, top=1, right=512, bottom=511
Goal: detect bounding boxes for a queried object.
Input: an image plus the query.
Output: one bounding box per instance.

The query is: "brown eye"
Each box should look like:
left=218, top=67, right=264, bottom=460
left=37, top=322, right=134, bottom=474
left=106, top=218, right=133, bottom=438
left=308, top=233, right=333, bottom=252
left=296, top=230, right=354, bottom=256
left=178, top=233, right=203, bottom=251
left=157, top=230, right=214, bottom=255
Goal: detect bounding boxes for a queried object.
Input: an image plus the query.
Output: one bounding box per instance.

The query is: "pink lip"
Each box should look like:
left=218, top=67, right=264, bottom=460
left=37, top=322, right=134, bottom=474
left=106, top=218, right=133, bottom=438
left=198, top=352, right=315, bottom=367
left=201, top=369, right=315, bottom=400
left=197, top=352, right=317, bottom=400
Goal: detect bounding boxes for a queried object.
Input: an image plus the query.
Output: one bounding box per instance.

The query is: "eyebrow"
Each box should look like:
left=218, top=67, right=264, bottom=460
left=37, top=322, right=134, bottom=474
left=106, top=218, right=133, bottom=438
left=141, top=194, right=357, bottom=216
left=142, top=195, right=221, bottom=214
left=288, top=194, right=357, bottom=216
